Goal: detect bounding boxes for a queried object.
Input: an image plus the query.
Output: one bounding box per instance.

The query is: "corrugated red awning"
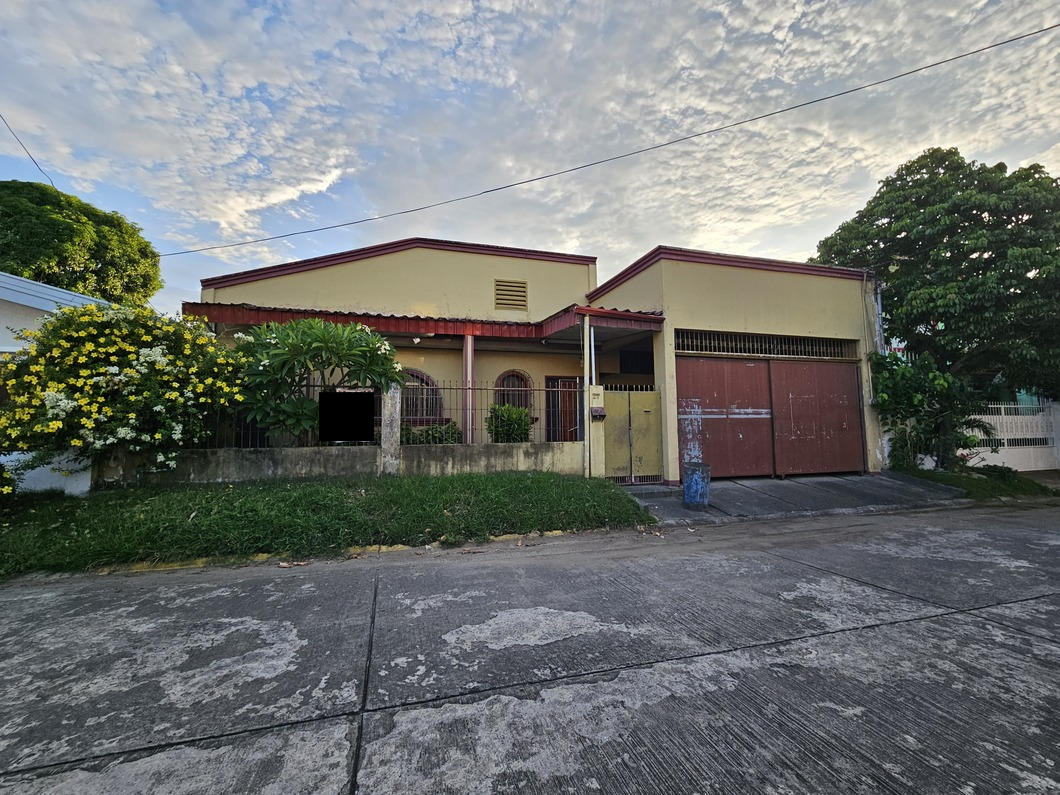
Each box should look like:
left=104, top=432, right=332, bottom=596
left=183, top=302, right=665, bottom=340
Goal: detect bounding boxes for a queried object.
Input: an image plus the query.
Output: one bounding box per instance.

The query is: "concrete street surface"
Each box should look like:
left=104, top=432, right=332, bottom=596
left=1, top=503, right=1058, bottom=793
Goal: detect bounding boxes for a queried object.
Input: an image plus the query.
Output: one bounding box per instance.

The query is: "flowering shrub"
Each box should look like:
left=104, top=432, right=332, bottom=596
left=0, top=304, right=248, bottom=479
left=0, top=461, right=12, bottom=497
left=237, top=319, right=404, bottom=444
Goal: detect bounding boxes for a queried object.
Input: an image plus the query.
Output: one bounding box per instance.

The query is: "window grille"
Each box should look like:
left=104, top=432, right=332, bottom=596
left=401, top=369, right=442, bottom=423
left=494, top=370, right=532, bottom=409
left=674, top=329, right=858, bottom=360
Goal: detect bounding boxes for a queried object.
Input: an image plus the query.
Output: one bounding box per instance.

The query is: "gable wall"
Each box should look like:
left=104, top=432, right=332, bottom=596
left=660, top=259, right=869, bottom=338
left=204, top=247, right=594, bottom=322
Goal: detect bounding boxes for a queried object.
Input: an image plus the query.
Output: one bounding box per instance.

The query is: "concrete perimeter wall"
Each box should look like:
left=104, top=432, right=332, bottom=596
left=95, top=443, right=582, bottom=487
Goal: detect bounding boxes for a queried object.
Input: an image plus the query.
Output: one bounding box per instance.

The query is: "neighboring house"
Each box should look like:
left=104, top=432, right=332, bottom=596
left=0, top=272, right=98, bottom=494
left=0, top=271, right=97, bottom=352
left=185, top=237, right=885, bottom=484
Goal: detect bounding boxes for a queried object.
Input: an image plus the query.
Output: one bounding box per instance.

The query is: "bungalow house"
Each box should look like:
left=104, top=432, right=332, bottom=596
left=0, top=272, right=98, bottom=494
left=0, top=271, right=96, bottom=352
left=185, top=237, right=885, bottom=483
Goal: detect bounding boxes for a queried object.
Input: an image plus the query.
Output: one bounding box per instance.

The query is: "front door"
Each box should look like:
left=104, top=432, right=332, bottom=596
left=546, top=377, right=583, bottom=441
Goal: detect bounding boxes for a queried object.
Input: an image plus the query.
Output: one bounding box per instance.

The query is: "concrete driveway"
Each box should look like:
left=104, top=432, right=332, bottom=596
left=1, top=504, right=1058, bottom=794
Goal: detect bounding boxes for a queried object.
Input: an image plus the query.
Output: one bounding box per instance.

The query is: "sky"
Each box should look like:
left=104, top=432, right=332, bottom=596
left=1, top=0, right=1057, bottom=315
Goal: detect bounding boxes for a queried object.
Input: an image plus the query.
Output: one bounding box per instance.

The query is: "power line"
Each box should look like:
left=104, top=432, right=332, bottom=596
left=0, top=111, right=56, bottom=189
left=161, top=22, right=1058, bottom=258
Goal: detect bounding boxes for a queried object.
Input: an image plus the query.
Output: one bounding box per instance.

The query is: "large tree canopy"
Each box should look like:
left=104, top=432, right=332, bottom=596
left=0, top=180, right=161, bottom=305
left=814, top=147, right=1060, bottom=396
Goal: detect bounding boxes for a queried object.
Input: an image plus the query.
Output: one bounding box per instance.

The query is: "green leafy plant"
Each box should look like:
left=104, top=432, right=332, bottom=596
left=0, top=303, right=247, bottom=481
left=0, top=461, right=13, bottom=498
left=0, top=180, right=162, bottom=305
left=815, top=147, right=1060, bottom=398
left=485, top=403, right=532, bottom=443
left=870, top=351, right=995, bottom=471
left=400, top=422, right=463, bottom=445
left=237, top=319, right=404, bottom=444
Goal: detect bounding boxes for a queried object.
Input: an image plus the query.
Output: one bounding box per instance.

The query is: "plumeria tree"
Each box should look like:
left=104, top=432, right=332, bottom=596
left=237, top=318, right=404, bottom=444
left=0, top=304, right=248, bottom=481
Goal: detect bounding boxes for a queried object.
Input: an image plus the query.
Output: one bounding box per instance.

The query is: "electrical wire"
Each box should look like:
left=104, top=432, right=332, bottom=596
left=0, top=111, right=57, bottom=189
left=148, top=22, right=1056, bottom=258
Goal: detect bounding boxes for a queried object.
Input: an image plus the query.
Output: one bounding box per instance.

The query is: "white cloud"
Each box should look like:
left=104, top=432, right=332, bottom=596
left=0, top=0, right=1056, bottom=312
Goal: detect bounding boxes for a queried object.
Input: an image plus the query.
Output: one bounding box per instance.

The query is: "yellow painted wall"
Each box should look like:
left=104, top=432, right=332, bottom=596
left=473, top=349, right=583, bottom=387
left=0, top=300, right=49, bottom=350
left=594, top=258, right=883, bottom=481
left=589, top=263, right=664, bottom=313
left=659, top=260, right=871, bottom=338
left=393, top=347, right=464, bottom=385
left=206, top=247, right=594, bottom=322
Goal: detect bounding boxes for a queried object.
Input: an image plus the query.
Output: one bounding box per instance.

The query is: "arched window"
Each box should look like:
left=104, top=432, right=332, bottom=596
left=494, top=370, right=532, bottom=410
left=402, top=369, right=442, bottom=424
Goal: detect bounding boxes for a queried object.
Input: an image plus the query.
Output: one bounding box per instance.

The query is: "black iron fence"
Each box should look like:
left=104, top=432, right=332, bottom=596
left=189, top=380, right=586, bottom=449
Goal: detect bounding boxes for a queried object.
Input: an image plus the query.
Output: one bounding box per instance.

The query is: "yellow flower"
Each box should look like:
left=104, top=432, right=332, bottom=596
left=69, top=438, right=83, bottom=447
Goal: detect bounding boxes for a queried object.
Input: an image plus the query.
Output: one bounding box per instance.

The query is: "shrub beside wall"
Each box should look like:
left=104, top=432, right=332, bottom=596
left=486, top=404, right=532, bottom=443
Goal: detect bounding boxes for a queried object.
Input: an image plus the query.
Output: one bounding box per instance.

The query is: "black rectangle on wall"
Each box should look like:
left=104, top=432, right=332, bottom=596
left=319, top=391, right=375, bottom=442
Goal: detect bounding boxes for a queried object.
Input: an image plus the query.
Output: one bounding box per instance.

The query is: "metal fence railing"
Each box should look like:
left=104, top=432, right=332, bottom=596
left=970, top=402, right=1055, bottom=450
left=189, top=380, right=586, bottom=449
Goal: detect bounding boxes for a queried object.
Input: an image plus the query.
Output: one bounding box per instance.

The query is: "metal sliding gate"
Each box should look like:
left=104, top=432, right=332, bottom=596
left=675, top=333, right=865, bottom=480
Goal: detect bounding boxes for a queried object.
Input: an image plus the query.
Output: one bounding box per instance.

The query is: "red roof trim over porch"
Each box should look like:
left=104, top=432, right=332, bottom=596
left=587, top=245, right=867, bottom=303
left=183, top=302, right=543, bottom=338
left=183, top=302, right=664, bottom=340
left=200, top=237, right=597, bottom=290
left=539, top=304, right=665, bottom=337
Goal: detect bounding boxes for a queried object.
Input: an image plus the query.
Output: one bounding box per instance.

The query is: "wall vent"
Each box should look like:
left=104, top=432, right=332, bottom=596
left=675, top=329, right=858, bottom=360
left=494, top=279, right=528, bottom=311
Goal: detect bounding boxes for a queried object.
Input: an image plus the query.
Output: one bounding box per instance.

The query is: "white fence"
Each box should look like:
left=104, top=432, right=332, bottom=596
left=968, top=402, right=1059, bottom=471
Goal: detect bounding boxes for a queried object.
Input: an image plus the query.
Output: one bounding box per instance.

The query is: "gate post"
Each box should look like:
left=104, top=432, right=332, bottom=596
left=380, top=383, right=401, bottom=475
left=588, top=385, right=607, bottom=477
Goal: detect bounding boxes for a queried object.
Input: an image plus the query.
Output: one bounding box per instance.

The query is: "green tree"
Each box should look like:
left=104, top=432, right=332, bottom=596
left=814, top=147, right=1060, bottom=469
left=238, top=319, right=405, bottom=444
left=0, top=304, right=247, bottom=480
left=0, top=181, right=161, bottom=304
left=815, top=147, right=1060, bottom=396
left=869, top=352, right=994, bottom=470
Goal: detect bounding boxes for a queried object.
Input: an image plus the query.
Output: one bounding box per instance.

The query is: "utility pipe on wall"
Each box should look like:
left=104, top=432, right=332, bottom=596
left=583, top=316, right=591, bottom=477
left=590, top=327, right=597, bottom=386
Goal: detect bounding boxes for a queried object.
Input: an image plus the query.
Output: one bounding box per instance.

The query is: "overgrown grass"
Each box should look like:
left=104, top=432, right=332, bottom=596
left=0, top=472, right=654, bottom=579
left=902, top=466, right=1057, bottom=501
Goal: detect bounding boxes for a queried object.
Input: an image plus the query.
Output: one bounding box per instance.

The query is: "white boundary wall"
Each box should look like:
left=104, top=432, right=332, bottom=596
left=968, top=402, right=1059, bottom=472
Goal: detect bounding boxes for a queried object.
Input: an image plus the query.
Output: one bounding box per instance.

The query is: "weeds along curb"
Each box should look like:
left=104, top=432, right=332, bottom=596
left=87, top=528, right=609, bottom=575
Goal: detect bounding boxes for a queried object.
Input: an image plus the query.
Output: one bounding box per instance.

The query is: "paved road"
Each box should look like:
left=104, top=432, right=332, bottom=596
left=1, top=504, right=1058, bottom=794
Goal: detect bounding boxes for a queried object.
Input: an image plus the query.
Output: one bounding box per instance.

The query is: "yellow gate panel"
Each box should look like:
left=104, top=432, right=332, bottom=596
left=603, top=391, right=632, bottom=479
left=630, top=391, right=662, bottom=480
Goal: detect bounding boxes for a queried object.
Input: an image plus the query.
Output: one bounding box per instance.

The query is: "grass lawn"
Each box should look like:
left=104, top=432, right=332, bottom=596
left=0, top=472, right=654, bottom=579
left=902, top=466, right=1057, bottom=501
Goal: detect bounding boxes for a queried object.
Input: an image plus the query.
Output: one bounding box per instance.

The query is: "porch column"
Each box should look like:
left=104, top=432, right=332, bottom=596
left=463, top=334, right=475, bottom=444
left=583, top=316, right=591, bottom=477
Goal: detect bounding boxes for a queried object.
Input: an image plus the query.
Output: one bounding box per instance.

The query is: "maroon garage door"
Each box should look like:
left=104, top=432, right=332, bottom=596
left=676, top=357, right=864, bottom=479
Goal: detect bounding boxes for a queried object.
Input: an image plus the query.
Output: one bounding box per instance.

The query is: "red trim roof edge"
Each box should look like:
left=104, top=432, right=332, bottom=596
left=185, top=301, right=665, bottom=340
left=183, top=302, right=544, bottom=339
left=201, top=237, right=597, bottom=289
left=588, top=246, right=867, bottom=302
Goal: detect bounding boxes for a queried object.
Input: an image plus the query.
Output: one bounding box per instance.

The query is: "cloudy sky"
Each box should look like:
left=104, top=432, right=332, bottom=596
left=1, top=0, right=1057, bottom=314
